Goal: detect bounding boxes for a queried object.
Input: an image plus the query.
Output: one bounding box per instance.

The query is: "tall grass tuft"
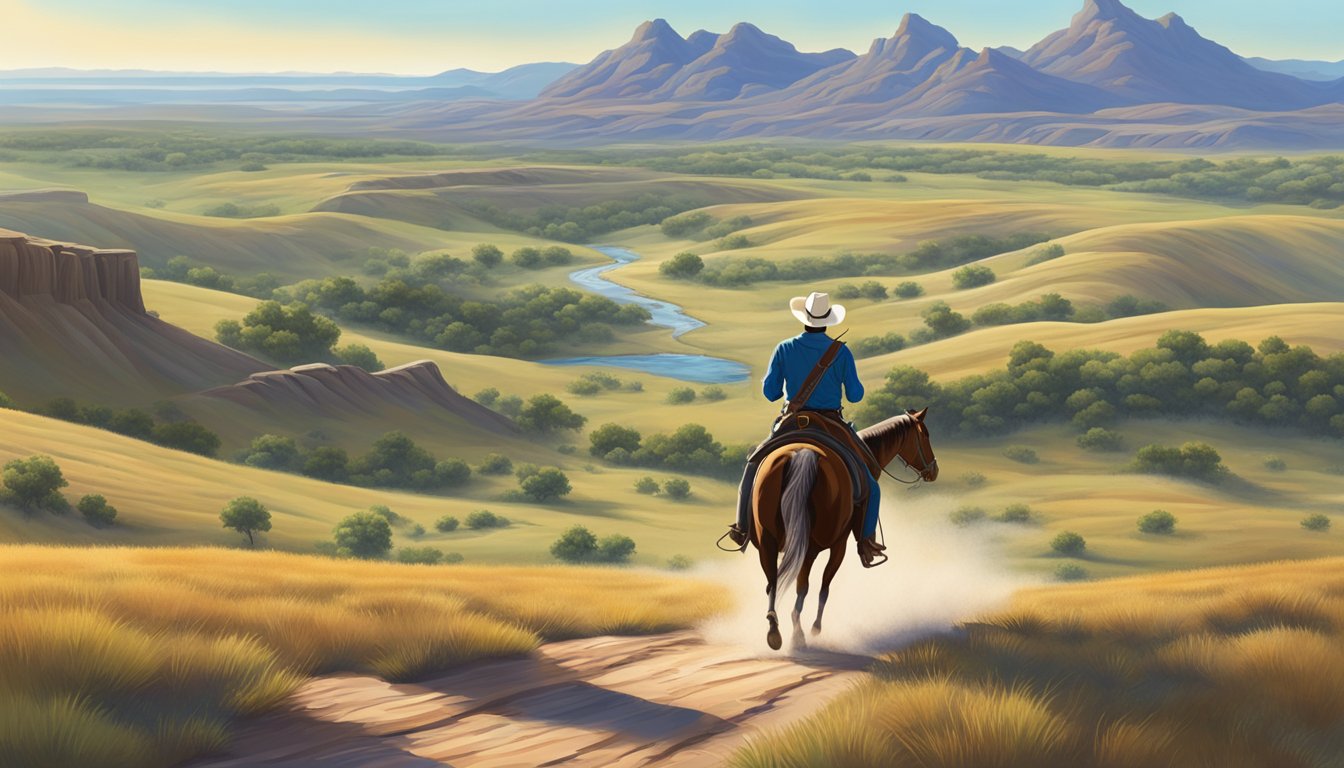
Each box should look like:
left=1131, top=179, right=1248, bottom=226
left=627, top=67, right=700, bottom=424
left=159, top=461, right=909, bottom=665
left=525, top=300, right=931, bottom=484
left=0, top=544, right=721, bottom=768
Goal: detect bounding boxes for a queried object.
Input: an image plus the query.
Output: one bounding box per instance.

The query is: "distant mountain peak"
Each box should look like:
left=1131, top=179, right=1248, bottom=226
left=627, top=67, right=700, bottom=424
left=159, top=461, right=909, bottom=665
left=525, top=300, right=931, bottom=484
left=892, top=12, right=959, bottom=46
left=1078, top=0, right=1136, bottom=21
left=633, top=18, right=683, bottom=44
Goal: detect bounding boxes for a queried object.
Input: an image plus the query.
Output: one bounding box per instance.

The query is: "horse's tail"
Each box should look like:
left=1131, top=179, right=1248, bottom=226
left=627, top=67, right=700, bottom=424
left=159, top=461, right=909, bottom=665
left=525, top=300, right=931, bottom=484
left=777, top=448, right=817, bottom=591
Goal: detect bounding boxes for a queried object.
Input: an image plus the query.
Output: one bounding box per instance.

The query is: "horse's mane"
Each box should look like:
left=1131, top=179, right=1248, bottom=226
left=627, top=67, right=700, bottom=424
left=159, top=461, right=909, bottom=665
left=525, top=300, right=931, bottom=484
left=858, top=413, right=912, bottom=458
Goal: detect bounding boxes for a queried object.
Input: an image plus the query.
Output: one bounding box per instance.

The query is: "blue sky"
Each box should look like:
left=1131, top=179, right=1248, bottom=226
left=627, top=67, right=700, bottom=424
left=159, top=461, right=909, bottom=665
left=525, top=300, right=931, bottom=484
left=3, top=0, right=1339, bottom=73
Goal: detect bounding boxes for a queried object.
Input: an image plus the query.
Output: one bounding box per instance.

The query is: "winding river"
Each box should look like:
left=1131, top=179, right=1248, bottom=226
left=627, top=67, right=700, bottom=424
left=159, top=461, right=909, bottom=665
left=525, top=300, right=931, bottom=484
left=541, top=246, right=752, bottom=384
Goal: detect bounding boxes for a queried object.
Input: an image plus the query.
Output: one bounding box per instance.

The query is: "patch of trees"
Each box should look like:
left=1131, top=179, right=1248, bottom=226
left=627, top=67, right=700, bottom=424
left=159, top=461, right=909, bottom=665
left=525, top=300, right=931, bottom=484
left=852, top=332, right=907, bottom=359
left=660, top=212, right=754, bottom=240
left=1, top=454, right=122, bottom=527
left=141, top=256, right=281, bottom=298
left=540, top=144, right=1344, bottom=209
left=589, top=422, right=750, bottom=479
left=461, top=193, right=707, bottom=243
left=951, top=265, right=996, bottom=289
left=508, top=245, right=575, bottom=269
left=686, top=233, right=1051, bottom=287
left=566, top=371, right=642, bottom=396
left=972, top=294, right=1075, bottom=326
left=1132, top=442, right=1229, bottom=482
left=237, top=431, right=475, bottom=492
left=203, top=202, right=281, bottom=219
left=0, top=129, right=447, bottom=172
left=512, top=464, right=572, bottom=502
left=550, top=525, right=637, bottom=564
left=272, top=272, right=649, bottom=358
left=835, top=281, right=888, bottom=301
left=854, top=332, right=1344, bottom=439
left=34, top=397, right=222, bottom=457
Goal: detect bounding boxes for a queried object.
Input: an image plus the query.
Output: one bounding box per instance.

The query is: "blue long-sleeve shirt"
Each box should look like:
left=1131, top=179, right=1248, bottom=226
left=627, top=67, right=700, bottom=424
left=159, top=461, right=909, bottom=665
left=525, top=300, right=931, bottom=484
left=762, top=332, right=864, bottom=410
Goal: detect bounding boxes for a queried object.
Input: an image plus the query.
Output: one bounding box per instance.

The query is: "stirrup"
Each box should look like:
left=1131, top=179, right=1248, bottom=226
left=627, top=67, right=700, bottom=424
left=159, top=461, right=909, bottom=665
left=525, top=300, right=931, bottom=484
left=716, top=528, right=748, bottom=553
left=860, top=550, right=889, bottom=568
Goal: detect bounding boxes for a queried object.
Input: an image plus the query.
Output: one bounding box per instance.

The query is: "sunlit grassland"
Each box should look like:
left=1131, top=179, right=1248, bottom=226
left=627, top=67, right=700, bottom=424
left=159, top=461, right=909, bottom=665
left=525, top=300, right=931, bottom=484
left=735, top=557, right=1344, bottom=768
left=0, top=544, right=724, bottom=768
left=0, top=408, right=735, bottom=563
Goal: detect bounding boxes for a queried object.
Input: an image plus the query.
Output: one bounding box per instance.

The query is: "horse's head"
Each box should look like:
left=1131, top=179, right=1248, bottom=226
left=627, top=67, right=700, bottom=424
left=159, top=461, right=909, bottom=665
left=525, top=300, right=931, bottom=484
left=902, top=407, right=938, bottom=482
left=858, top=407, right=939, bottom=482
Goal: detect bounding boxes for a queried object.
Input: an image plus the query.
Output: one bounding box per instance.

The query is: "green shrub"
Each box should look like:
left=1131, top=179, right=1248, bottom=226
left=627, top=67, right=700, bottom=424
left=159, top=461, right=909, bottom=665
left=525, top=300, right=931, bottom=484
left=659, top=252, right=705, bottom=278
left=997, top=504, right=1034, bottom=524
left=717, top=234, right=751, bottom=250
left=220, top=497, right=271, bottom=547
left=701, top=386, right=727, bottom=402
left=477, top=453, right=513, bottom=475
left=1026, top=243, right=1066, bottom=265
left=368, top=504, right=404, bottom=527
left=660, top=211, right=712, bottom=238
left=1077, top=428, right=1124, bottom=451
left=921, top=301, right=970, bottom=339
left=667, top=554, right=693, bottom=570
left=301, top=446, right=350, bottom=482
left=465, top=509, right=509, bottom=529
left=1051, top=531, right=1086, bottom=555
left=961, top=471, right=987, bottom=488
left=634, top=476, right=660, bottom=495
left=0, top=390, right=14, bottom=409
left=1133, top=442, right=1228, bottom=481
left=550, top=525, right=637, bottom=563
left=1055, top=563, right=1088, bottom=581
left=590, top=423, right=643, bottom=458
left=433, top=458, right=472, bottom=488
left=520, top=468, right=571, bottom=501
left=662, top=478, right=691, bottom=500
left=435, top=515, right=460, bottom=533
left=666, top=387, right=697, bottom=405
left=1002, top=446, right=1039, bottom=464
left=949, top=506, right=987, bottom=526
left=951, top=264, right=996, bottom=289
left=239, top=434, right=301, bottom=471
left=77, top=494, right=117, bottom=527
left=1138, top=509, right=1177, bottom=535
left=333, top=511, right=393, bottom=559
left=151, top=421, right=222, bottom=457
left=471, top=244, right=503, bottom=267
left=893, top=281, right=924, bottom=299
left=1263, top=456, right=1287, bottom=472
left=516, top=395, right=586, bottom=434
left=333, top=343, right=384, bottom=372
left=396, top=546, right=445, bottom=565
left=598, top=534, right=637, bottom=563
left=2, top=455, right=69, bottom=512
left=1302, top=514, right=1331, bottom=532
left=852, top=333, right=906, bottom=359
left=407, top=523, right=426, bottom=538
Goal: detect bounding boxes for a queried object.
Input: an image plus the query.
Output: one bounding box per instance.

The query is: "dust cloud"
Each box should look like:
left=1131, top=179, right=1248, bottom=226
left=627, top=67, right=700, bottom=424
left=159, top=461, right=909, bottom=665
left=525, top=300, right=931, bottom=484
left=694, top=491, right=1035, bottom=656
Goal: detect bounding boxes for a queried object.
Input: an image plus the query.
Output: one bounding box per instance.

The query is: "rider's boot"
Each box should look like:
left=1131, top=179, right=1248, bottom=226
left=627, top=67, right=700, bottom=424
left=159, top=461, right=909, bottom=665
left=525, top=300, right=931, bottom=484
left=725, top=523, right=748, bottom=551
left=857, top=536, right=887, bottom=567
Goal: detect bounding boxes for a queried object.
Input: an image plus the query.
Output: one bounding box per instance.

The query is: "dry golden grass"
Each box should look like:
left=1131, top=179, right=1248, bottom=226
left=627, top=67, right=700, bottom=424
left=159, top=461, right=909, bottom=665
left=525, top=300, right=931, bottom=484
left=735, top=557, right=1344, bottom=768
left=0, top=544, right=724, bottom=767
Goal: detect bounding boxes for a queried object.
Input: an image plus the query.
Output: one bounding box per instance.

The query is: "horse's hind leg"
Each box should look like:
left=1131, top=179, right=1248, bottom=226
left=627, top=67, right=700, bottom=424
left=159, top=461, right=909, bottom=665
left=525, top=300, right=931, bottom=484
left=813, top=541, right=847, bottom=636
left=759, top=533, right=782, bottom=651
left=792, top=549, right=820, bottom=649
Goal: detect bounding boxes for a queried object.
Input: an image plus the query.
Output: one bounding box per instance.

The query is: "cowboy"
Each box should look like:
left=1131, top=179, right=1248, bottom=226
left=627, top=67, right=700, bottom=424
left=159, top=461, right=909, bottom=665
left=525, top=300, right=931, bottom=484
left=725, top=291, right=886, bottom=566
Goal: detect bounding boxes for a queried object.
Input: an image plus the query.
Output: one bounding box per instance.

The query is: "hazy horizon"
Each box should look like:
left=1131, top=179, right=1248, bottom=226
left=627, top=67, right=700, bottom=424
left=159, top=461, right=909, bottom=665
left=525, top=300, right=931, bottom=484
left=1, top=0, right=1340, bottom=77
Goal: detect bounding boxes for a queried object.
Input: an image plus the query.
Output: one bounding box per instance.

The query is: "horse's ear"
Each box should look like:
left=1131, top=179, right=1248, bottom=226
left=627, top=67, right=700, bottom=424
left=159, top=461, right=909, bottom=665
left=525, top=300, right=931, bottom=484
left=913, top=407, right=928, bottom=421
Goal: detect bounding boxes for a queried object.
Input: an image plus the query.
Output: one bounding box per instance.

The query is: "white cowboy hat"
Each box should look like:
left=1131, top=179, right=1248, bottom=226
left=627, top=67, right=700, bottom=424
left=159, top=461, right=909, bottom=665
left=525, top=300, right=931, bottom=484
left=789, top=291, right=845, bottom=327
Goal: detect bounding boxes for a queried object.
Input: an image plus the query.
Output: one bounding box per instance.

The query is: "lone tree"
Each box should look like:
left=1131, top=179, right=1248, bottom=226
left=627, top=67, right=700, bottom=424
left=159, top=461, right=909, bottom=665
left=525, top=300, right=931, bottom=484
left=2, top=455, right=68, bottom=512
left=472, top=243, right=504, bottom=268
left=77, top=494, right=118, bottom=528
left=333, top=510, right=393, bottom=559
left=1051, top=531, right=1087, bottom=556
left=520, top=467, right=572, bottom=502
left=220, top=497, right=272, bottom=547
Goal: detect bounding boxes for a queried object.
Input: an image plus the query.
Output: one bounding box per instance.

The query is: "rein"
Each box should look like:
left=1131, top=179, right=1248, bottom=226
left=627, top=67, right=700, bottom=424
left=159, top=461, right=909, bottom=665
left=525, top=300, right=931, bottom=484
left=880, top=416, right=936, bottom=486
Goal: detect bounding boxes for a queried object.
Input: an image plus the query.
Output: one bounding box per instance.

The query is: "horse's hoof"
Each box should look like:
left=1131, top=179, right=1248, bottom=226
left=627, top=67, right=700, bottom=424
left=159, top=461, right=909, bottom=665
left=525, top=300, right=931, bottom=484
left=767, top=627, right=783, bottom=650
left=792, top=630, right=808, bottom=650
left=811, top=624, right=822, bottom=636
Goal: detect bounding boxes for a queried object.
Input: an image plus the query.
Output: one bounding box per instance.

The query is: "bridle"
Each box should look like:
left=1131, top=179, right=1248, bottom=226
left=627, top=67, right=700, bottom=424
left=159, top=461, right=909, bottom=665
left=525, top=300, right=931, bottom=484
left=885, top=415, right=937, bottom=486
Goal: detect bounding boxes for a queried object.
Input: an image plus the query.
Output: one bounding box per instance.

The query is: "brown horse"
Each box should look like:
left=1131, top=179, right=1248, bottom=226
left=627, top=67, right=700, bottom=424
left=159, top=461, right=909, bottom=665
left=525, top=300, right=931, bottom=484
left=749, top=408, right=938, bottom=650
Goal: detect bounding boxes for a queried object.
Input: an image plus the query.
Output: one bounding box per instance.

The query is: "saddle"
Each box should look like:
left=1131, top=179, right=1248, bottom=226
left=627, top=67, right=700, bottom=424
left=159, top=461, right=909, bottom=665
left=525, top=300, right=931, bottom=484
left=747, top=410, right=877, bottom=508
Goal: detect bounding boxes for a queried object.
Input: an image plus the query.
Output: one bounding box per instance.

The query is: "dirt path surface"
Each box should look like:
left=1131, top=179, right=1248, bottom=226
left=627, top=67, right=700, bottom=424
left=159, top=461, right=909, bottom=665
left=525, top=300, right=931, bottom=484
left=192, top=631, right=868, bottom=767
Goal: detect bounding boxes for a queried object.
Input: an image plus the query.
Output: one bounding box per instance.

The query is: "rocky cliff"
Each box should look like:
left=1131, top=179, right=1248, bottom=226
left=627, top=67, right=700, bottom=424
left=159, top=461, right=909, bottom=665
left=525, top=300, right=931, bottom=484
left=0, top=227, right=268, bottom=403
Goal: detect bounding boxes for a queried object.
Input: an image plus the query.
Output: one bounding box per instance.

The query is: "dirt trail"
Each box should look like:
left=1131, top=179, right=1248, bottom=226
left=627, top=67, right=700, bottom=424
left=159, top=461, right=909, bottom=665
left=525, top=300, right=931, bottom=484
left=193, top=631, right=869, bottom=767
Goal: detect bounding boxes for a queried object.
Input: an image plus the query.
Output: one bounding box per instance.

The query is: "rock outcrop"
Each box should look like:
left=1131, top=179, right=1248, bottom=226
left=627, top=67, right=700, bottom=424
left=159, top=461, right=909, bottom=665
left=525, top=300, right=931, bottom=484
left=199, top=361, right=520, bottom=436
left=0, top=228, right=268, bottom=403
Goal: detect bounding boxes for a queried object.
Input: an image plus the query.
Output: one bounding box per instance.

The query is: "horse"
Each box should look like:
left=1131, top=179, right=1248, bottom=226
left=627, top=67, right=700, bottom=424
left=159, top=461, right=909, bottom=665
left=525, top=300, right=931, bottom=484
left=748, top=408, right=938, bottom=650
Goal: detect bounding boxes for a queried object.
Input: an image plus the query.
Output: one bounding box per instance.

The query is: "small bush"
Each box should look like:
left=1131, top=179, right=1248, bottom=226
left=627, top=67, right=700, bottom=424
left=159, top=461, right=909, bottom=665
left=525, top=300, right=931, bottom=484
left=1133, top=442, right=1228, bottom=481
left=1026, top=243, right=1066, bottom=266
left=893, top=281, right=924, bottom=299
left=1302, top=514, right=1331, bottom=532
left=407, top=523, right=426, bottom=538
left=667, top=555, right=693, bottom=570
left=997, top=504, right=1033, bottom=524
left=662, top=478, right=691, bottom=500
left=396, top=546, right=445, bottom=565
left=949, top=506, right=987, bottom=526
left=598, top=534, right=637, bottom=563
left=718, top=234, right=751, bottom=250
left=1138, top=509, right=1177, bottom=535
left=961, top=471, right=987, bottom=488
left=701, top=385, right=727, bottom=402
left=333, top=511, right=393, bottom=559
left=634, top=476, right=660, bottom=495
left=334, top=343, right=384, bottom=372
left=550, top=525, right=637, bottom=563
left=659, top=251, right=705, bottom=278
left=465, top=510, right=509, bottom=529
left=477, top=453, right=513, bottom=475
left=520, top=468, right=571, bottom=501
left=1076, top=427, right=1124, bottom=451
left=951, top=264, right=996, bottom=289
left=1263, top=456, right=1287, bottom=472
left=1055, top=563, right=1088, bottom=581
left=666, top=387, right=696, bottom=405
left=77, top=494, right=117, bottom=527
left=368, top=504, right=404, bottom=527
left=2, top=455, right=68, bottom=512
left=1051, top=531, right=1087, bottom=555
left=434, top=515, right=460, bottom=533
left=1002, top=446, right=1039, bottom=464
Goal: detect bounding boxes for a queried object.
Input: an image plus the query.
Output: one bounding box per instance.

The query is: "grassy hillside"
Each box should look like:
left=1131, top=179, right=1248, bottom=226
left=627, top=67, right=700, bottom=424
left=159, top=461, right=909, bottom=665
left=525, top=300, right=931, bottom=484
left=735, top=557, right=1344, bottom=767
left=0, top=544, right=722, bottom=768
